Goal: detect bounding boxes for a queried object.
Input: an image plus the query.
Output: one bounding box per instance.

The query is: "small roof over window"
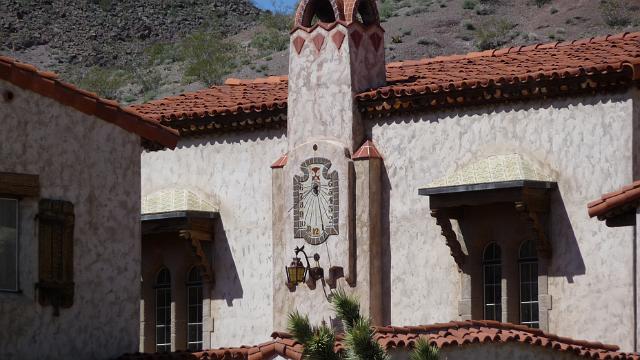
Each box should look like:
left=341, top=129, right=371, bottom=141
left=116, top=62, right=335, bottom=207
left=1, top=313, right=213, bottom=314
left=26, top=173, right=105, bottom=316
left=142, top=188, right=218, bottom=216
left=420, top=153, right=556, bottom=196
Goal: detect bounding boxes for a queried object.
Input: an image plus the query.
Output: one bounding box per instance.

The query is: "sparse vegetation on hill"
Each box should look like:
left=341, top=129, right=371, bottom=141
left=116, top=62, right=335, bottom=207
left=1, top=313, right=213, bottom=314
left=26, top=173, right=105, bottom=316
left=2, top=0, right=640, bottom=103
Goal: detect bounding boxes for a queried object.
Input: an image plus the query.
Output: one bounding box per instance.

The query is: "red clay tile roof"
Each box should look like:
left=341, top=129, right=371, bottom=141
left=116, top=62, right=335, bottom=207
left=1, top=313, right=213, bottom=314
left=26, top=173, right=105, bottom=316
left=352, top=140, right=382, bottom=160
left=128, top=31, right=640, bottom=136
left=128, top=76, right=288, bottom=125
left=357, top=32, right=640, bottom=105
left=588, top=180, right=640, bottom=219
left=118, top=321, right=639, bottom=360
left=0, top=55, right=178, bottom=149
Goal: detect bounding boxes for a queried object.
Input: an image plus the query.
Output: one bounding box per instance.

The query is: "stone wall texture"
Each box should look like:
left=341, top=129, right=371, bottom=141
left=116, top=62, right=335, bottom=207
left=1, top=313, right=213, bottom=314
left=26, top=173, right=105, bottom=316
left=141, top=130, right=287, bottom=348
left=368, top=91, right=636, bottom=351
left=0, top=80, right=142, bottom=359
left=142, top=90, right=638, bottom=352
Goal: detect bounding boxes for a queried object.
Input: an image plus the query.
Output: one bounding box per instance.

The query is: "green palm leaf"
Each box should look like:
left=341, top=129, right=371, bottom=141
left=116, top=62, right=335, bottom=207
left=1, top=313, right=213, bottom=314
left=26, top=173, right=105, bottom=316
left=331, top=289, right=361, bottom=331
left=287, top=311, right=313, bottom=346
left=409, top=338, right=439, bottom=360
left=344, top=317, right=389, bottom=360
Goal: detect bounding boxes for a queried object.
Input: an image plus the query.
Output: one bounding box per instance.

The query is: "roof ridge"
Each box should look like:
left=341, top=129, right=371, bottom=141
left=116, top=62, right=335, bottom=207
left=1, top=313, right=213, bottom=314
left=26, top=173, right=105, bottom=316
left=225, top=75, right=288, bottom=86
left=386, top=31, right=640, bottom=68
left=0, top=54, right=178, bottom=148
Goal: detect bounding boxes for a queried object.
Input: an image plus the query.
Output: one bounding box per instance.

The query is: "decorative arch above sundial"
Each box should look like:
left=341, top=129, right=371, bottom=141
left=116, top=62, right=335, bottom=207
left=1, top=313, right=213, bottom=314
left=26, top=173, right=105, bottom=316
left=293, top=157, right=339, bottom=245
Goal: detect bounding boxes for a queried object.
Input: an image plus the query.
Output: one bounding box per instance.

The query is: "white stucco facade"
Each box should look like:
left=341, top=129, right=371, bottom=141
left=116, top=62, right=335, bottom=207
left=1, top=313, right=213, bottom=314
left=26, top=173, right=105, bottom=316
left=140, top=88, right=640, bottom=352
left=0, top=80, right=142, bottom=359
left=141, top=130, right=287, bottom=348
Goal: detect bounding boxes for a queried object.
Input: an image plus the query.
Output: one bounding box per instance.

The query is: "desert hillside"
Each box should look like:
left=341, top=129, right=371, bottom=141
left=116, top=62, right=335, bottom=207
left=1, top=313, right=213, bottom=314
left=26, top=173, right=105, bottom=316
left=2, top=0, right=639, bottom=104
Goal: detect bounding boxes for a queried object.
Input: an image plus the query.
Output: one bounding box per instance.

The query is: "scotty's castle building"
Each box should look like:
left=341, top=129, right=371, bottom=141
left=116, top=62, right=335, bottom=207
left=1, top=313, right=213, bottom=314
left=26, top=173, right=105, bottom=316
left=2, top=0, right=640, bottom=359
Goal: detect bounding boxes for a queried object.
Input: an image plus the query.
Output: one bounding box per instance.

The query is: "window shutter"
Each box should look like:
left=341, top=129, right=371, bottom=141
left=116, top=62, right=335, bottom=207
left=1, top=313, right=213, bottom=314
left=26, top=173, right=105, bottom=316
left=37, top=199, right=74, bottom=316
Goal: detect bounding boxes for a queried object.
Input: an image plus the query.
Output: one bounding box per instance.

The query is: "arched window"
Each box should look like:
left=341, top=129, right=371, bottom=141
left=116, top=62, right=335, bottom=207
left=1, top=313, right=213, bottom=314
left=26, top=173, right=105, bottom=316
left=299, top=0, right=338, bottom=27
left=155, top=267, right=171, bottom=352
left=353, top=0, right=379, bottom=25
left=519, top=240, right=539, bottom=328
left=483, top=243, right=502, bottom=321
left=186, top=266, right=203, bottom=351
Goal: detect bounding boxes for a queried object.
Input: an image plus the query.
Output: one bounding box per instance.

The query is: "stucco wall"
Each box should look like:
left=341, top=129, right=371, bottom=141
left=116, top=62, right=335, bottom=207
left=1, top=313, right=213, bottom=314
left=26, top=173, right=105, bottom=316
left=0, top=80, right=142, bottom=359
left=369, top=91, right=636, bottom=351
left=141, top=130, right=287, bottom=347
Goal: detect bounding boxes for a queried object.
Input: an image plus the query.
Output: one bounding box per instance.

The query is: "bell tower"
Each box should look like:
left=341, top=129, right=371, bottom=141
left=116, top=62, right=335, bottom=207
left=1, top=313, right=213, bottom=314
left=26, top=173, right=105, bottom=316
left=287, top=0, right=386, bottom=151
left=271, top=0, right=386, bottom=331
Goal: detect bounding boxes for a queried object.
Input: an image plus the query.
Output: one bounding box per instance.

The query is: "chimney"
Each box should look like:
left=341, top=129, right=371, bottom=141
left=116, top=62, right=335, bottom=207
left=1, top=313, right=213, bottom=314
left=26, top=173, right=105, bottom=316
left=287, top=0, right=386, bottom=152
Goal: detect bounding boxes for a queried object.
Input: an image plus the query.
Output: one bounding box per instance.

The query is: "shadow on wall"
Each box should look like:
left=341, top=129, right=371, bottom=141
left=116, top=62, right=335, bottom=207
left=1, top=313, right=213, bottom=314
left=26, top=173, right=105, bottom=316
left=211, top=218, right=244, bottom=306
left=380, top=164, right=392, bottom=325
left=176, top=128, right=286, bottom=150
left=548, top=190, right=585, bottom=283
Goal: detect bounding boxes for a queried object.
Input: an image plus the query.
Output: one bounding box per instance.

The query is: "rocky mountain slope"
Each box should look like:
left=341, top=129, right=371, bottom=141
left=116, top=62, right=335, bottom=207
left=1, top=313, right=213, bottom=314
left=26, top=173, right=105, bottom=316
left=2, top=0, right=640, bottom=104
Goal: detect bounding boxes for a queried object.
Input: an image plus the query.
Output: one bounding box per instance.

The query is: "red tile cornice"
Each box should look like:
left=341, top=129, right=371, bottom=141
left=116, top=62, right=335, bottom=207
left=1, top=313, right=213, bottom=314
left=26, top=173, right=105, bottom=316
left=118, top=321, right=639, bottom=360
left=128, top=31, right=640, bottom=136
left=588, top=180, right=640, bottom=218
left=352, top=140, right=382, bottom=160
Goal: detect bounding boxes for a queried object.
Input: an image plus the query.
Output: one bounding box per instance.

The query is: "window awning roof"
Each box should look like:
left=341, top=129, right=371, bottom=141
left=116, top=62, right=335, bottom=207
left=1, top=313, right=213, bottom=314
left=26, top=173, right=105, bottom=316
left=141, top=188, right=218, bottom=216
left=420, top=154, right=556, bottom=196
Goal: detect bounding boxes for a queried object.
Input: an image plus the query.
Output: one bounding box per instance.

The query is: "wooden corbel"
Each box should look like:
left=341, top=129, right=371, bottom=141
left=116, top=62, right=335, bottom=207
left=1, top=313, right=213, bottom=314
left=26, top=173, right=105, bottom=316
left=180, top=230, right=215, bottom=283
left=430, top=209, right=466, bottom=269
left=515, top=201, right=552, bottom=258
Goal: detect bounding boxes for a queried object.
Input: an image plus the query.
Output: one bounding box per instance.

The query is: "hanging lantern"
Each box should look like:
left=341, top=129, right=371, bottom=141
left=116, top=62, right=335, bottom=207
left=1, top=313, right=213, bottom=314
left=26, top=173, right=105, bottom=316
left=286, top=257, right=307, bottom=287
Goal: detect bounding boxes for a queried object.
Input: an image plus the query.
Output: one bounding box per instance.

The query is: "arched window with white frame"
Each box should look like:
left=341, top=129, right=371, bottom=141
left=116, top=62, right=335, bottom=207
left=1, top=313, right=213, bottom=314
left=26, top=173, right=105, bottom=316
left=186, top=266, right=203, bottom=351
left=519, top=240, right=539, bottom=328
left=483, top=242, right=502, bottom=321
left=155, top=267, right=171, bottom=352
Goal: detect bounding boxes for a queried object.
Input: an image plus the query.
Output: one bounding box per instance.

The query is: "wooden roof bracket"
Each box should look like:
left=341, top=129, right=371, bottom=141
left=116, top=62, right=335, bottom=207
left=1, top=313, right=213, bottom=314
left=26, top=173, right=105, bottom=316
left=430, top=208, right=466, bottom=270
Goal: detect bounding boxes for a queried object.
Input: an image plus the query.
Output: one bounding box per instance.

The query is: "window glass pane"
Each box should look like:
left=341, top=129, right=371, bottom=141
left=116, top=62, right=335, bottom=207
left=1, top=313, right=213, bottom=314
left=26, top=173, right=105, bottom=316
left=519, top=243, right=539, bottom=328
left=0, top=199, right=18, bottom=291
left=483, top=243, right=502, bottom=322
left=187, top=268, right=203, bottom=351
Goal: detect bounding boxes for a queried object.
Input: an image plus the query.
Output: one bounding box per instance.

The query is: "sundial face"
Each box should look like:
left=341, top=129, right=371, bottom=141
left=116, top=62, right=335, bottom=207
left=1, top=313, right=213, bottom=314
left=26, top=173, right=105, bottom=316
left=293, top=157, right=339, bottom=245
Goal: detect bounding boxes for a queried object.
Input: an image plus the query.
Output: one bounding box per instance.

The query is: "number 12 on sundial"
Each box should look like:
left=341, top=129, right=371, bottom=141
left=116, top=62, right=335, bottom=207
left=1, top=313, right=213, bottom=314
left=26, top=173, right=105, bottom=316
left=293, top=157, right=339, bottom=245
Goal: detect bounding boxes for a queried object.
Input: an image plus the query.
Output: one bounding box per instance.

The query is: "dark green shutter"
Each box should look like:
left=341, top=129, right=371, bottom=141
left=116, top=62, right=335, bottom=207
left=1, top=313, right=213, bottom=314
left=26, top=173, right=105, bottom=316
left=37, top=199, right=74, bottom=316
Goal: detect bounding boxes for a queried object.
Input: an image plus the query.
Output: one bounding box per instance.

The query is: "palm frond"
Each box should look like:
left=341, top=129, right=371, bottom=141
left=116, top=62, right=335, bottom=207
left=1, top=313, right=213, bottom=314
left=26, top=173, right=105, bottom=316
left=409, top=338, right=439, bottom=360
left=305, top=324, right=340, bottom=360
left=344, top=317, right=389, bottom=360
left=287, top=311, right=313, bottom=346
left=331, top=289, right=361, bottom=331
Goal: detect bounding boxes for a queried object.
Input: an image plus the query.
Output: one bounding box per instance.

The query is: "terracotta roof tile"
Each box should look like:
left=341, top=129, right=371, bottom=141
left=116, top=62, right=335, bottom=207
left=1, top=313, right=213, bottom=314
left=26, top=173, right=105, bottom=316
left=118, top=321, right=638, bottom=360
left=127, top=77, right=288, bottom=124
left=271, top=153, right=289, bottom=169
left=127, top=31, right=640, bottom=135
left=0, top=55, right=178, bottom=149
left=588, top=180, right=640, bottom=218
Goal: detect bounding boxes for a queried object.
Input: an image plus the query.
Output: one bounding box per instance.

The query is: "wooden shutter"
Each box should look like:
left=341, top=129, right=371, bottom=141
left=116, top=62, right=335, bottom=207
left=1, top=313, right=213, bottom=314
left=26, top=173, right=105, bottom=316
left=37, top=199, right=74, bottom=316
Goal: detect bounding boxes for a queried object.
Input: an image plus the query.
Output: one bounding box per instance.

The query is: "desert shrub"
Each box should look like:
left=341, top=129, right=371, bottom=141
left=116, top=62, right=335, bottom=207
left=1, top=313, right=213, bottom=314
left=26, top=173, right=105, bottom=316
left=181, top=30, right=241, bottom=86
left=251, top=28, right=289, bottom=54
left=145, top=42, right=182, bottom=66
left=475, top=18, right=517, bottom=50
left=600, top=0, right=632, bottom=27
left=463, top=0, right=477, bottom=9
left=475, top=4, right=496, bottom=15
left=77, top=66, right=129, bottom=100
left=534, top=0, right=551, bottom=6
left=550, top=7, right=558, bottom=13
left=405, top=6, right=430, bottom=15
left=463, top=21, right=476, bottom=30
left=417, top=37, right=440, bottom=46
left=379, top=0, right=398, bottom=20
